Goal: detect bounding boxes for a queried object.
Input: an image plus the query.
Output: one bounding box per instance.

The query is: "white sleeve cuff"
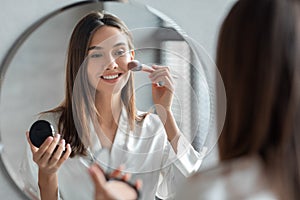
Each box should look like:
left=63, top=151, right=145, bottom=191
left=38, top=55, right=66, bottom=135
left=174, top=136, right=207, bottom=176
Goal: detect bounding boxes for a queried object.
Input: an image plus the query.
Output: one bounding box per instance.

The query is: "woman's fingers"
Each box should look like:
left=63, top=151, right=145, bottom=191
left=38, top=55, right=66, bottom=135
left=135, top=179, right=143, bottom=190
left=149, top=65, right=174, bottom=90
left=27, top=129, right=70, bottom=175
left=48, top=139, right=65, bottom=166
left=88, top=163, right=142, bottom=200
left=39, top=134, right=61, bottom=164
left=107, top=165, right=133, bottom=182
left=149, top=68, right=172, bottom=80
left=56, top=143, right=71, bottom=167
left=152, top=77, right=174, bottom=94
left=121, top=173, right=131, bottom=182
left=141, top=64, right=155, bottom=73
left=150, top=72, right=173, bottom=85
left=152, top=64, right=169, bottom=71
left=109, top=165, right=125, bottom=178
left=26, top=131, right=54, bottom=162
left=26, top=131, right=39, bottom=152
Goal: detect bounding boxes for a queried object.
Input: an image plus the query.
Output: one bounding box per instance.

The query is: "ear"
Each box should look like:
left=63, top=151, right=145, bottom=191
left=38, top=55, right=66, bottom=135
left=130, top=50, right=135, bottom=60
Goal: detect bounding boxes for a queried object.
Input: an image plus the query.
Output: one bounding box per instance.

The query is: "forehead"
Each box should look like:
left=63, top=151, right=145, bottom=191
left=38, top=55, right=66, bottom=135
left=89, top=25, right=129, bottom=48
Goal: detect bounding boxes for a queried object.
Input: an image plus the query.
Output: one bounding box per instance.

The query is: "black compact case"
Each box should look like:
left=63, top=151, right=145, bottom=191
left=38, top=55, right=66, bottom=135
left=29, top=120, right=54, bottom=148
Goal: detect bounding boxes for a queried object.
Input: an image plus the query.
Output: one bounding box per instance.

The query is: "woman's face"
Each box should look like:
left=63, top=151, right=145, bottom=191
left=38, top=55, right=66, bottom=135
left=86, top=25, right=134, bottom=94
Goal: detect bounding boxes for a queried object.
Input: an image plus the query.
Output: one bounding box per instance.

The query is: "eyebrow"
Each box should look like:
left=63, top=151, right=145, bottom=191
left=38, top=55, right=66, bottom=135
left=88, top=42, right=127, bottom=51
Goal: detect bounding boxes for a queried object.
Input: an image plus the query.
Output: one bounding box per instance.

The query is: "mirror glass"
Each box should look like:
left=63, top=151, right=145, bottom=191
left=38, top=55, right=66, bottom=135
left=0, top=1, right=221, bottom=199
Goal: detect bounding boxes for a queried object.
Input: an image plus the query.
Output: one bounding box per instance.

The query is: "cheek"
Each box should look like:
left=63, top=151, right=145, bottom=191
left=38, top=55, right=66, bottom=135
left=116, top=56, right=131, bottom=71
left=86, top=64, right=99, bottom=87
left=123, top=71, right=131, bottom=82
left=87, top=59, right=105, bottom=72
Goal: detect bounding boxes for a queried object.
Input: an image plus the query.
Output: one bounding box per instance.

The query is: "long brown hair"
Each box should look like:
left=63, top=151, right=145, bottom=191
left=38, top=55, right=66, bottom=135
left=47, top=12, right=140, bottom=157
left=217, top=0, right=300, bottom=199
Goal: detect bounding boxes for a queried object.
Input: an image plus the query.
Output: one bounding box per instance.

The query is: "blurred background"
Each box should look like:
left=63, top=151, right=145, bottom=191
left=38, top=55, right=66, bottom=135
left=0, top=0, right=235, bottom=199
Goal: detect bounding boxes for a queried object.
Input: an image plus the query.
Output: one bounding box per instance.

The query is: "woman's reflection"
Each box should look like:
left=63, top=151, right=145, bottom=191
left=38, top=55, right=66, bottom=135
left=21, top=11, right=204, bottom=200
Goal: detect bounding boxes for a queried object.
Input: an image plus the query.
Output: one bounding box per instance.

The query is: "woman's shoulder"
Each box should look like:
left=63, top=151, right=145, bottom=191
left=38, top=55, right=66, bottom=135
left=177, top=156, right=277, bottom=199
left=38, top=111, right=62, bottom=132
left=38, top=111, right=61, bottom=122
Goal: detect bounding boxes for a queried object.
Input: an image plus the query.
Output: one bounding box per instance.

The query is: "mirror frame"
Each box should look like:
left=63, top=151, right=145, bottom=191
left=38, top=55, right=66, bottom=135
left=0, top=1, right=196, bottom=198
left=0, top=1, right=104, bottom=198
left=0, top=0, right=223, bottom=198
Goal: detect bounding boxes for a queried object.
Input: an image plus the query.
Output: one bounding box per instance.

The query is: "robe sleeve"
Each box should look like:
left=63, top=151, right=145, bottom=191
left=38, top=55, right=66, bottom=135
left=156, top=119, right=207, bottom=199
left=19, top=112, right=63, bottom=200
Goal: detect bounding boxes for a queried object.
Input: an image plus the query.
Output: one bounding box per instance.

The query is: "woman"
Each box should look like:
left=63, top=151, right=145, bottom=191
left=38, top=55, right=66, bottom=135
left=23, top=11, right=203, bottom=200
left=86, top=0, right=300, bottom=199
left=176, top=0, right=300, bottom=199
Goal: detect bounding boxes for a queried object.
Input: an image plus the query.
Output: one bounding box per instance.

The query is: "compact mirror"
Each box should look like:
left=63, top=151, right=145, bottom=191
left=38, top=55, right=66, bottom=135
left=29, top=120, right=55, bottom=148
left=80, top=149, right=140, bottom=200
left=0, top=0, right=222, bottom=199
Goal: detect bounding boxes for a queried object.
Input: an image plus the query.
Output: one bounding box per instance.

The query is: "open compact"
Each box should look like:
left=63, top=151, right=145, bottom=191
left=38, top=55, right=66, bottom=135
left=29, top=120, right=55, bottom=148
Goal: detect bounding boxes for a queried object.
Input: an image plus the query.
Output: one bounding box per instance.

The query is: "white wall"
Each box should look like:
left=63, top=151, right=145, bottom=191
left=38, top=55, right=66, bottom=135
left=0, top=0, right=235, bottom=198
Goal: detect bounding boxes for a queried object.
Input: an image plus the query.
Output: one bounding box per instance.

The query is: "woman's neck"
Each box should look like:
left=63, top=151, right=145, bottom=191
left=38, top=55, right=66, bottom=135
left=94, top=92, right=122, bottom=146
left=95, top=92, right=122, bottom=127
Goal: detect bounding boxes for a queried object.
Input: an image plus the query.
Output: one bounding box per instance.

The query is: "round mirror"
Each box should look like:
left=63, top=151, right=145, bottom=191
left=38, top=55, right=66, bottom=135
left=0, top=0, right=224, bottom=199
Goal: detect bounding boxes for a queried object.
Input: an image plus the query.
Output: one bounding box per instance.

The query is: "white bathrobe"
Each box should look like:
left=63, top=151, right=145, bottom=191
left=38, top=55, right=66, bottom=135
left=21, top=107, right=205, bottom=200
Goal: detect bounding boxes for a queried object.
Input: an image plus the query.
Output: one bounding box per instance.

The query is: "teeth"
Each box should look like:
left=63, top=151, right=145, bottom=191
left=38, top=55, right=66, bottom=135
left=102, top=74, right=119, bottom=80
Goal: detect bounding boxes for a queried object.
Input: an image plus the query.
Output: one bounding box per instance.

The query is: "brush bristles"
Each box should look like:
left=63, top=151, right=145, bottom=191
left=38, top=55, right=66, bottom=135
left=128, top=60, right=142, bottom=71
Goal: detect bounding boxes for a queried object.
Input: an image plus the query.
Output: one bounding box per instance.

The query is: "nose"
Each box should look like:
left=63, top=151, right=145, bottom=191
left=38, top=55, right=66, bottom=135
left=105, top=55, right=118, bottom=70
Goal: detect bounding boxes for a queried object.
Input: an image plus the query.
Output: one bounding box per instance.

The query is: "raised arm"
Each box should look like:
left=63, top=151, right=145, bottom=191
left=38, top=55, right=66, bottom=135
left=149, top=65, right=205, bottom=176
left=148, top=65, right=180, bottom=151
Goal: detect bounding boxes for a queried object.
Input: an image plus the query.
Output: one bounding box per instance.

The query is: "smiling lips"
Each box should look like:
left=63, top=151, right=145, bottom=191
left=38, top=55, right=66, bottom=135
left=100, top=73, right=122, bottom=82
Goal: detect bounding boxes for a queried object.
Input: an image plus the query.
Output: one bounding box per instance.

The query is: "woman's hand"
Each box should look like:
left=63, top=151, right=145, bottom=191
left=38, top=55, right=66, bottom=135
left=89, top=164, right=142, bottom=200
left=26, top=131, right=71, bottom=175
left=149, top=65, right=174, bottom=113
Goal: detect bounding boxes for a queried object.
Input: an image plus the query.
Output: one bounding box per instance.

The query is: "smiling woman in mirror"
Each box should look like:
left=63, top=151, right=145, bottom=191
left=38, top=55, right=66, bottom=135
left=21, top=11, right=205, bottom=200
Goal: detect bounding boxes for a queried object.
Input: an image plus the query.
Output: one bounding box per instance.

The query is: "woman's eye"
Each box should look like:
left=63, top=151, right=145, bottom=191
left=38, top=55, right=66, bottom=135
left=114, top=49, right=126, bottom=56
left=90, top=53, right=103, bottom=58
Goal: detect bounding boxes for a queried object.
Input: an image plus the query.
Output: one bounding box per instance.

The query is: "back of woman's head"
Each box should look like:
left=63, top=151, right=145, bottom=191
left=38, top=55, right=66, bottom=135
left=217, top=0, right=300, bottom=198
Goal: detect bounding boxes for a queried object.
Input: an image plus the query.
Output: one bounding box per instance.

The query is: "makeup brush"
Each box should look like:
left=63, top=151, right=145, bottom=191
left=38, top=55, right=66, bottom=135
left=128, top=60, right=178, bottom=87
left=128, top=60, right=165, bottom=86
left=127, top=60, right=154, bottom=73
